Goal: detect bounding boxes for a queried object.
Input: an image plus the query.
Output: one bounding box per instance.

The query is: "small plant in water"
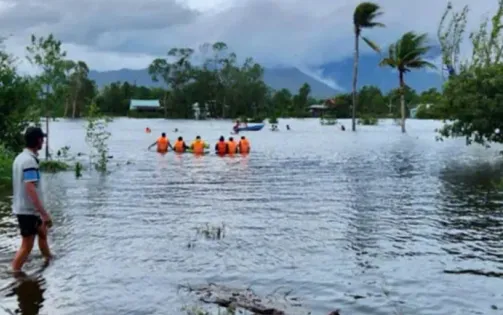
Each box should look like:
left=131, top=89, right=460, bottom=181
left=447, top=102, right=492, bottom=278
left=85, top=102, right=111, bottom=173
left=39, top=160, right=70, bottom=172
left=75, top=162, right=82, bottom=178
left=196, top=223, right=225, bottom=240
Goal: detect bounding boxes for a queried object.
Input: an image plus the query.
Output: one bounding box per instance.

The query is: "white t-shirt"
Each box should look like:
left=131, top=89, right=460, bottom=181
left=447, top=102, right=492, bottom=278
left=12, top=148, right=43, bottom=216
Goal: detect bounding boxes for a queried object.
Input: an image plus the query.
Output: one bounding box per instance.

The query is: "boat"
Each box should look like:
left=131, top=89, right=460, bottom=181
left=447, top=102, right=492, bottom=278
left=236, top=123, right=265, bottom=132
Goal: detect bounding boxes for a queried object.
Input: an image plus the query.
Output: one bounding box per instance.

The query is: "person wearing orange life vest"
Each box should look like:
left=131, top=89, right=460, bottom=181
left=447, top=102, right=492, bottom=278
left=173, top=136, right=189, bottom=153
left=238, top=136, right=250, bottom=154
left=215, top=136, right=228, bottom=156
left=190, top=136, right=208, bottom=154
left=148, top=132, right=173, bottom=153
left=227, top=137, right=238, bottom=154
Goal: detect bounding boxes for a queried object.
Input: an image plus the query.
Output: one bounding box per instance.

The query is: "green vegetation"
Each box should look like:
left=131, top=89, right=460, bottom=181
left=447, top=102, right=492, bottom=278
left=437, top=0, right=503, bottom=147
left=379, top=31, right=436, bottom=132
left=85, top=102, right=111, bottom=172
left=39, top=160, right=70, bottom=172
left=358, top=115, right=378, bottom=125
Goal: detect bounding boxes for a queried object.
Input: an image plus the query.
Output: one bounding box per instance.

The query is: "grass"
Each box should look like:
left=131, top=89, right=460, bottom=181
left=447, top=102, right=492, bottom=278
left=39, top=160, right=71, bottom=172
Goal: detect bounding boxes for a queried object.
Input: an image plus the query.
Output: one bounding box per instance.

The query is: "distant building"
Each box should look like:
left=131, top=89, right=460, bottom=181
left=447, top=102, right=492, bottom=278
left=308, top=99, right=336, bottom=117
left=192, top=102, right=210, bottom=120
left=129, top=99, right=161, bottom=112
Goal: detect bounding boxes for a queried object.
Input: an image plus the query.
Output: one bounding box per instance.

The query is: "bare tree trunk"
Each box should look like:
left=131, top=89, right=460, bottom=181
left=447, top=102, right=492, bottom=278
left=351, top=30, right=360, bottom=132
left=45, top=86, right=50, bottom=160
left=163, top=91, right=168, bottom=118
left=63, top=99, right=69, bottom=117
left=399, top=71, right=406, bottom=133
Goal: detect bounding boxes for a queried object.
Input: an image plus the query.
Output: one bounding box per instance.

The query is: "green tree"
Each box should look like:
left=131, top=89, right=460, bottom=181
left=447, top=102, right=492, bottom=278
left=351, top=2, right=385, bottom=131
left=438, top=1, right=503, bottom=147
left=379, top=32, right=435, bottom=132
left=0, top=41, right=39, bottom=152
left=26, top=34, right=68, bottom=159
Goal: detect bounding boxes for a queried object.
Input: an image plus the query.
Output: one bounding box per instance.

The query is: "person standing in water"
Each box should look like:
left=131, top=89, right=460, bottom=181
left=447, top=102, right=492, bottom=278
left=11, top=127, right=53, bottom=273
left=148, top=132, right=173, bottom=153
left=215, top=136, right=228, bottom=155
left=227, top=137, right=238, bottom=154
left=190, top=136, right=208, bottom=154
left=173, top=136, right=189, bottom=153
left=238, top=136, right=250, bottom=153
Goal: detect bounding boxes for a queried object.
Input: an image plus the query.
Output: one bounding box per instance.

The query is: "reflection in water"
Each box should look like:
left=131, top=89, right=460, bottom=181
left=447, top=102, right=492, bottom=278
left=5, top=273, right=46, bottom=315
left=437, top=161, right=503, bottom=275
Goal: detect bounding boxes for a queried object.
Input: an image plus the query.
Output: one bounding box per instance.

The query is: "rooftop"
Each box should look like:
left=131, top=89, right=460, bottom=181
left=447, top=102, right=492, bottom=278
left=130, top=99, right=160, bottom=110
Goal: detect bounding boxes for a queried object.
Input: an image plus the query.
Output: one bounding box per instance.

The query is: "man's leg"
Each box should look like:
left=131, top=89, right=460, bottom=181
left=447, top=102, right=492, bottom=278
left=12, top=236, right=35, bottom=272
left=37, top=222, right=52, bottom=263
left=12, top=215, right=39, bottom=272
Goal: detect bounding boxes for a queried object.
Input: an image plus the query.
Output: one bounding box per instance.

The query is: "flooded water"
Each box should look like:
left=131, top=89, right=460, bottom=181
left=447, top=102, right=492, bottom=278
left=0, top=118, right=502, bottom=315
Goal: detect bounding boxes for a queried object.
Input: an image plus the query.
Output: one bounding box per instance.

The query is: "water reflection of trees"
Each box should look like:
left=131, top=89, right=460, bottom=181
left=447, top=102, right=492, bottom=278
left=437, top=161, right=503, bottom=266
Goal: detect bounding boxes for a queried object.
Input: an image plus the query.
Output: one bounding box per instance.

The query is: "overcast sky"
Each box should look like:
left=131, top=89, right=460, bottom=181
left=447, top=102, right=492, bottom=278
left=0, top=0, right=498, bottom=73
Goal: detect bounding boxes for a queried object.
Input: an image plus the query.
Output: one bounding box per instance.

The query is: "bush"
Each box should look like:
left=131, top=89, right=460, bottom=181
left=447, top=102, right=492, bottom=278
left=358, top=115, right=378, bottom=125
left=39, top=160, right=70, bottom=172
left=0, top=145, right=14, bottom=191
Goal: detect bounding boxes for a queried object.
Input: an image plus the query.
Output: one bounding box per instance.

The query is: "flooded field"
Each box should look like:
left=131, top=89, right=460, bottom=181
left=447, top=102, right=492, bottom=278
left=0, top=118, right=502, bottom=315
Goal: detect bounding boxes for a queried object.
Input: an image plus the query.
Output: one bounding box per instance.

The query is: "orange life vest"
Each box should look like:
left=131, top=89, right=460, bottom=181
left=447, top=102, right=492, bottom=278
left=191, top=140, right=204, bottom=154
left=157, top=136, right=169, bottom=153
left=216, top=141, right=227, bottom=155
left=174, top=140, right=185, bottom=153
left=238, top=139, right=250, bottom=153
left=227, top=141, right=237, bottom=154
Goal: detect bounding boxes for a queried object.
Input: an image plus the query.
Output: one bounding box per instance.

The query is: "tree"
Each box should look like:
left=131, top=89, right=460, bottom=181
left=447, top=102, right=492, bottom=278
left=0, top=40, right=39, bottom=152
left=379, top=32, right=435, bottom=132
left=26, top=34, right=68, bottom=159
left=148, top=48, right=194, bottom=118
left=351, top=2, right=385, bottom=131
left=438, top=1, right=503, bottom=147
left=437, top=1, right=469, bottom=79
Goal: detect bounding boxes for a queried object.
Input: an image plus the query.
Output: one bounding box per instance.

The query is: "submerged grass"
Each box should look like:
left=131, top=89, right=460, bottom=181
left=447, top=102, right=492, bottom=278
left=39, top=160, right=71, bottom=172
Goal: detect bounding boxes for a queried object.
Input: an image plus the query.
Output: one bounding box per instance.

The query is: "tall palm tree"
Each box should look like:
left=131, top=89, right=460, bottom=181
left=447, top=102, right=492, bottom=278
left=352, top=2, right=385, bottom=131
left=379, top=32, right=436, bottom=133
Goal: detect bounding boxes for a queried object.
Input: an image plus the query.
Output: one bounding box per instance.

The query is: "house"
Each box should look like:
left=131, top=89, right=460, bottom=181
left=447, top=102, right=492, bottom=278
left=129, top=99, right=161, bottom=112
left=308, top=99, right=336, bottom=117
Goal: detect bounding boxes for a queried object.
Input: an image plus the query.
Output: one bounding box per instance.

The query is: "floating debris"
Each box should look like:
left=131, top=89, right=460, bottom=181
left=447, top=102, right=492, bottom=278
left=179, top=283, right=340, bottom=315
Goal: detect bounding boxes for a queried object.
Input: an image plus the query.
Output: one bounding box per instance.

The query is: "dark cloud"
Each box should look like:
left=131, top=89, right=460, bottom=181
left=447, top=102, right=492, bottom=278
left=1, top=0, right=499, bottom=72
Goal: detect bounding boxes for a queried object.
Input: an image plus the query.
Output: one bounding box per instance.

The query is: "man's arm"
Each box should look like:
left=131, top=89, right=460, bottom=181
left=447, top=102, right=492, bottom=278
left=147, top=141, right=157, bottom=150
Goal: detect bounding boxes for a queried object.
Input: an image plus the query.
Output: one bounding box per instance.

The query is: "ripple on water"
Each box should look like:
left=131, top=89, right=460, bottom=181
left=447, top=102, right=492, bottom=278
left=0, top=119, right=502, bottom=315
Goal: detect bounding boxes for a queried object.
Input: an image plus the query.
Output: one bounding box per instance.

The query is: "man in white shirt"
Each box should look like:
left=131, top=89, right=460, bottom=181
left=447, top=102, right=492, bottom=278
left=11, top=127, right=53, bottom=272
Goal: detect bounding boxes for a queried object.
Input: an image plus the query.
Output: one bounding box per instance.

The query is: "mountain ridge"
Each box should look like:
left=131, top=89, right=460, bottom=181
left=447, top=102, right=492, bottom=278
left=88, top=53, right=444, bottom=99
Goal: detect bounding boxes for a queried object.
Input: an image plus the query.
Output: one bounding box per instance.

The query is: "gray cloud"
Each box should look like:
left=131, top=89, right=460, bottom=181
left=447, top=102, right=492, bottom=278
left=0, top=0, right=199, bottom=46
left=1, top=0, right=499, bottom=71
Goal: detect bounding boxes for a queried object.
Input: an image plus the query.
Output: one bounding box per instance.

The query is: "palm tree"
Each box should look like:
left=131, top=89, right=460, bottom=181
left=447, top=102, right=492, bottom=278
left=379, top=32, right=436, bottom=133
left=352, top=2, right=385, bottom=132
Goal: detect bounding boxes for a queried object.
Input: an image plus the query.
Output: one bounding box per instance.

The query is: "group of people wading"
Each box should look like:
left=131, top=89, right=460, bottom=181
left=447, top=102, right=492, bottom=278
left=148, top=133, right=251, bottom=155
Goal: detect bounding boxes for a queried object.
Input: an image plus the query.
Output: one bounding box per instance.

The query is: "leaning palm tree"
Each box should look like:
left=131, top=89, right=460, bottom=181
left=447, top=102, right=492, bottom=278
left=379, top=32, right=436, bottom=133
left=352, top=2, right=385, bottom=132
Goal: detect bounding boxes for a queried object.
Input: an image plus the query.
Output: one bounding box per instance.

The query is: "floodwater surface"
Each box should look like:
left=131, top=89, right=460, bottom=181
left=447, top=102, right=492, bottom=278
left=0, top=118, right=502, bottom=315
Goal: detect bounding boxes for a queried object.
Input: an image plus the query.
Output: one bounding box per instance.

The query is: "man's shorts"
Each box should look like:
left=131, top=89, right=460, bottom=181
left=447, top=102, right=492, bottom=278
left=16, top=215, right=42, bottom=237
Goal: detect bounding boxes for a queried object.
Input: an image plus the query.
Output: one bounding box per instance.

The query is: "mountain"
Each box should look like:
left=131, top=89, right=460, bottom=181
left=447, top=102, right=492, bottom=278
left=88, top=67, right=338, bottom=98
left=88, top=52, right=444, bottom=99
left=315, top=53, right=443, bottom=93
